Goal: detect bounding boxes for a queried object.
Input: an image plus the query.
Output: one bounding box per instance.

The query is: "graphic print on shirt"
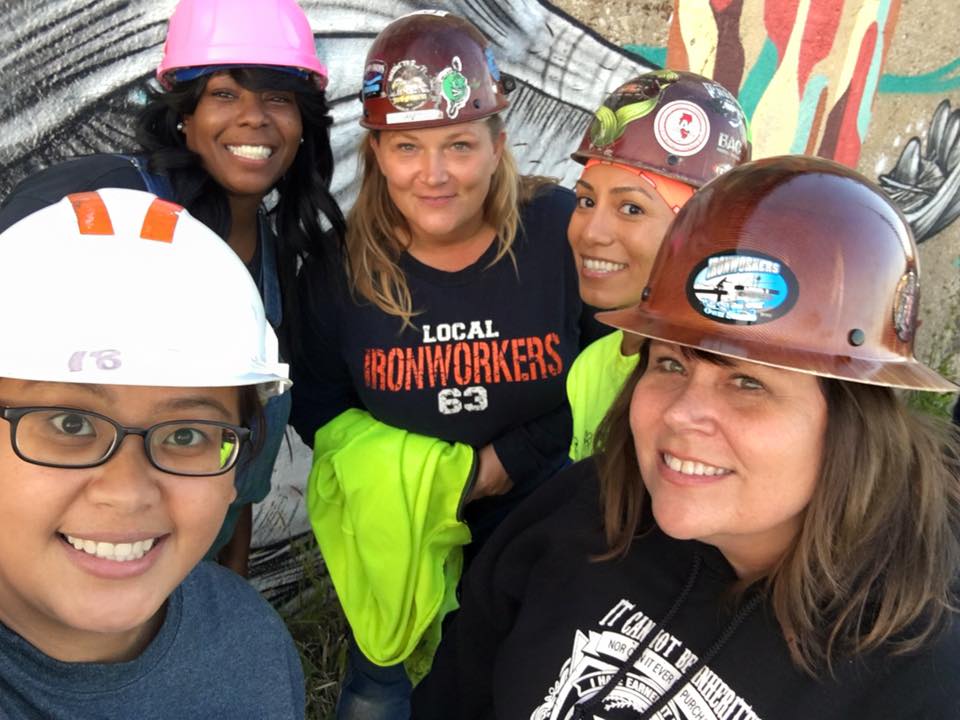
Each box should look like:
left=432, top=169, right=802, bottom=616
left=362, top=319, right=564, bottom=416
left=531, top=598, right=762, bottom=720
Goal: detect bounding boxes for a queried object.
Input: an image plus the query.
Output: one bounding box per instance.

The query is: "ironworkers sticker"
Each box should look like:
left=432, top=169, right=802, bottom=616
left=654, top=100, right=711, bottom=157
left=362, top=60, right=386, bottom=100
left=387, top=60, right=433, bottom=111
left=686, top=252, right=798, bottom=325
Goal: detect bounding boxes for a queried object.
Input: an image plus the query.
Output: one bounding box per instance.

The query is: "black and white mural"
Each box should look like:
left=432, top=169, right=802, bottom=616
left=880, top=99, right=960, bottom=244
left=0, top=0, right=652, bottom=603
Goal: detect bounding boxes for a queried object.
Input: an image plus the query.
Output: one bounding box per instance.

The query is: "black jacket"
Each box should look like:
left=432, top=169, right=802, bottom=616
left=413, top=460, right=960, bottom=719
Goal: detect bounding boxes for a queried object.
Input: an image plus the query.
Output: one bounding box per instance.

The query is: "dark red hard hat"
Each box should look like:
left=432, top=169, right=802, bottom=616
left=359, top=11, right=510, bottom=130
left=598, top=155, right=955, bottom=391
left=572, top=70, right=751, bottom=187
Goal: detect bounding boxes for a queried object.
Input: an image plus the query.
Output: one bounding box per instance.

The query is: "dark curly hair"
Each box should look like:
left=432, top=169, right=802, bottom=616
left=135, top=67, right=346, bottom=355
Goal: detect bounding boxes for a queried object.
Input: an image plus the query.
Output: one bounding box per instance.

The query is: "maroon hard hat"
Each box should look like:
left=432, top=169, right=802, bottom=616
left=598, top=155, right=956, bottom=392
left=572, top=70, right=751, bottom=187
left=359, top=11, right=511, bottom=130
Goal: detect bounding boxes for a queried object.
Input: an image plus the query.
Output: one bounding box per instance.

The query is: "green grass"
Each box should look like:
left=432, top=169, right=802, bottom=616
left=280, top=542, right=349, bottom=720
left=906, top=293, right=960, bottom=420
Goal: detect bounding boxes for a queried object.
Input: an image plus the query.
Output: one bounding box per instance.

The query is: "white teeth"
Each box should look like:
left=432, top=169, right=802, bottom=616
left=583, top=257, right=627, bottom=273
left=64, top=534, right=157, bottom=562
left=663, top=452, right=730, bottom=477
left=227, top=144, right=273, bottom=160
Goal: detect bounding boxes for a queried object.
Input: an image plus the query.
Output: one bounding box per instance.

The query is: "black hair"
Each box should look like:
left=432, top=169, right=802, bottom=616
left=135, top=67, right=346, bottom=357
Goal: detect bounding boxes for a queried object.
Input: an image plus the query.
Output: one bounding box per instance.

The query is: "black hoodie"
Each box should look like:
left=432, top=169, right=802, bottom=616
left=412, top=460, right=960, bottom=719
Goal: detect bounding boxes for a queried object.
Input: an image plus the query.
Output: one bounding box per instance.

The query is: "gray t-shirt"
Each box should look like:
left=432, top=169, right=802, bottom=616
left=0, top=562, right=305, bottom=719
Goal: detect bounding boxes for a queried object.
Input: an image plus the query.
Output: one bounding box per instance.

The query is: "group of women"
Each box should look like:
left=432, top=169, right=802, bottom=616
left=0, top=0, right=958, bottom=718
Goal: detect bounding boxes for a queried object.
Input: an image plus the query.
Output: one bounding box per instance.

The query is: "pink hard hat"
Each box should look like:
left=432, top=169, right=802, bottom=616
left=156, top=0, right=328, bottom=90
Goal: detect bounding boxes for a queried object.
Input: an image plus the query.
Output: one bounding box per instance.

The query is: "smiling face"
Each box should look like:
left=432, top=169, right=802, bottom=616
left=568, top=163, right=680, bottom=310
left=369, top=120, right=504, bottom=251
left=0, top=380, right=239, bottom=662
left=629, top=342, right=827, bottom=577
left=181, top=72, right=302, bottom=200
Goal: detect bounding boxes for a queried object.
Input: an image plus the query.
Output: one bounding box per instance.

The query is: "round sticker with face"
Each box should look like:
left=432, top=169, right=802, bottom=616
left=654, top=100, right=711, bottom=157
left=686, top=251, right=798, bottom=325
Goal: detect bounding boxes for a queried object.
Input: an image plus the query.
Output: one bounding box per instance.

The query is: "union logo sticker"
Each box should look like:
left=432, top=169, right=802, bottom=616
left=387, top=60, right=433, bottom=111
left=686, top=252, right=798, bottom=325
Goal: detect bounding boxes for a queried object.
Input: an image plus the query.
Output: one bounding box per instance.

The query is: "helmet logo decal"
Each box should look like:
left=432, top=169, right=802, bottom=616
left=655, top=100, right=711, bottom=157
left=387, top=60, right=433, bottom=111
left=686, top=252, right=798, bottom=325
left=437, top=56, right=471, bottom=119
left=363, top=60, right=386, bottom=100
left=485, top=48, right=501, bottom=82
left=702, top=82, right=744, bottom=128
left=717, top=132, right=744, bottom=159
left=893, top=270, right=918, bottom=342
left=589, top=99, right=659, bottom=147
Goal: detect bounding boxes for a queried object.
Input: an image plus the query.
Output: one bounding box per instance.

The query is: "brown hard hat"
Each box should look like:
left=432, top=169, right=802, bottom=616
left=359, top=11, right=510, bottom=130
left=598, top=155, right=956, bottom=392
left=573, top=70, right=751, bottom=187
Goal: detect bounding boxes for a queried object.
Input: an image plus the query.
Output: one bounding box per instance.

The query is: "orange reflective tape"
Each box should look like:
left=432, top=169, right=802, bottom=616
left=139, top=198, right=183, bottom=243
left=67, top=192, right=114, bottom=235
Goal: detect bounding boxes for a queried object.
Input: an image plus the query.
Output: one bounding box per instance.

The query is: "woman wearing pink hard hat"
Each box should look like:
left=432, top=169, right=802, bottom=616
left=0, top=0, right=345, bottom=576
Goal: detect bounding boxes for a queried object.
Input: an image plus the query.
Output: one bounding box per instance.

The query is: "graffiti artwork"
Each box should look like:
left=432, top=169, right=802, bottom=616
left=663, top=0, right=902, bottom=167
left=880, top=99, right=960, bottom=243
left=0, top=0, right=652, bottom=602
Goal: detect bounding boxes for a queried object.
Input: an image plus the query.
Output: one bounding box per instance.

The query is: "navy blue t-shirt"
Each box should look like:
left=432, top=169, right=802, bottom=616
left=291, top=185, right=587, bottom=492
left=0, top=562, right=305, bottom=719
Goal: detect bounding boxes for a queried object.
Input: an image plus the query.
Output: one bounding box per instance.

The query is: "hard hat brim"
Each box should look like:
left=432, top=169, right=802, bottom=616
left=598, top=306, right=958, bottom=393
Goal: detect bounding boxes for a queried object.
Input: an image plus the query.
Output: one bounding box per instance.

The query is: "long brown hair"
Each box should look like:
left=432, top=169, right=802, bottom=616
left=345, top=115, right=553, bottom=327
left=595, top=341, right=960, bottom=676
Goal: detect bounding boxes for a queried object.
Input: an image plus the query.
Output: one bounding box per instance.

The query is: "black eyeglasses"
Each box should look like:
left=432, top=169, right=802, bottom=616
left=0, top=406, right=251, bottom=477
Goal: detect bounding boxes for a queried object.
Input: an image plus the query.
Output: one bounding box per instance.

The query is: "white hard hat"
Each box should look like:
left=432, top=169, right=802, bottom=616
left=0, top=188, right=290, bottom=399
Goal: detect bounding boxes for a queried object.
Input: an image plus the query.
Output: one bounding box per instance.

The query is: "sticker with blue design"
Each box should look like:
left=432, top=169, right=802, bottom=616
left=485, top=47, right=501, bottom=82
left=686, top=251, right=797, bottom=325
left=363, top=60, right=386, bottom=100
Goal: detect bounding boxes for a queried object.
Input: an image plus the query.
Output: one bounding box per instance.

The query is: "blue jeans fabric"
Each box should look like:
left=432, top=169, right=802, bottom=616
left=336, top=641, right=412, bottom=720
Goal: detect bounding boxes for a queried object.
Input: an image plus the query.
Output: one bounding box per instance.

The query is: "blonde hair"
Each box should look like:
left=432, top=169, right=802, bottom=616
left=595, top=342, right=960, bottom=677
left=345, top=115, right=553, bottom=327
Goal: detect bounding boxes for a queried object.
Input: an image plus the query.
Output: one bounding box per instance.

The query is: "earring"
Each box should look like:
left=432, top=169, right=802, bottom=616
left=299, top=137, right=304, bottom=145
left=176, top=121, right=184, bottom=132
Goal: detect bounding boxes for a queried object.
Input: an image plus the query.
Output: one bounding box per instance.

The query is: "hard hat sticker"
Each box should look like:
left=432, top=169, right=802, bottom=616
left=387, top=60, right=433, bottom=111
left=436, top=56, right=471, bottom=119
left=386, top=109, right=444, bottom=125
left=485, top=48, right=501, bottom=82
left=893, top=270, right=918, bottom=342
left=702, top=82, right=743, bottom=128
left=654, top=100, right=710, bottom=157
left=363, top=61, right=386, bottom=100
left=686, top=252, right=798, bottom=325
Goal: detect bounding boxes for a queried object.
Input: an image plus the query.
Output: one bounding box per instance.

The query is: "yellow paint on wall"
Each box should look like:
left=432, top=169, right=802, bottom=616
left=836, top=0, right=881, bottom=93
left=804, top=0, right=877, bottom=151
left=677, top=0, right=717, bottom=77
left=738, top=0, right=768, bottom=88
left=751, top=0, right=811, bottom=157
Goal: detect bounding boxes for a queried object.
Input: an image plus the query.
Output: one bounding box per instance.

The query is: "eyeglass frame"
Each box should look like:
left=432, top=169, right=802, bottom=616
left=0, top=405, right=251, bottom=477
